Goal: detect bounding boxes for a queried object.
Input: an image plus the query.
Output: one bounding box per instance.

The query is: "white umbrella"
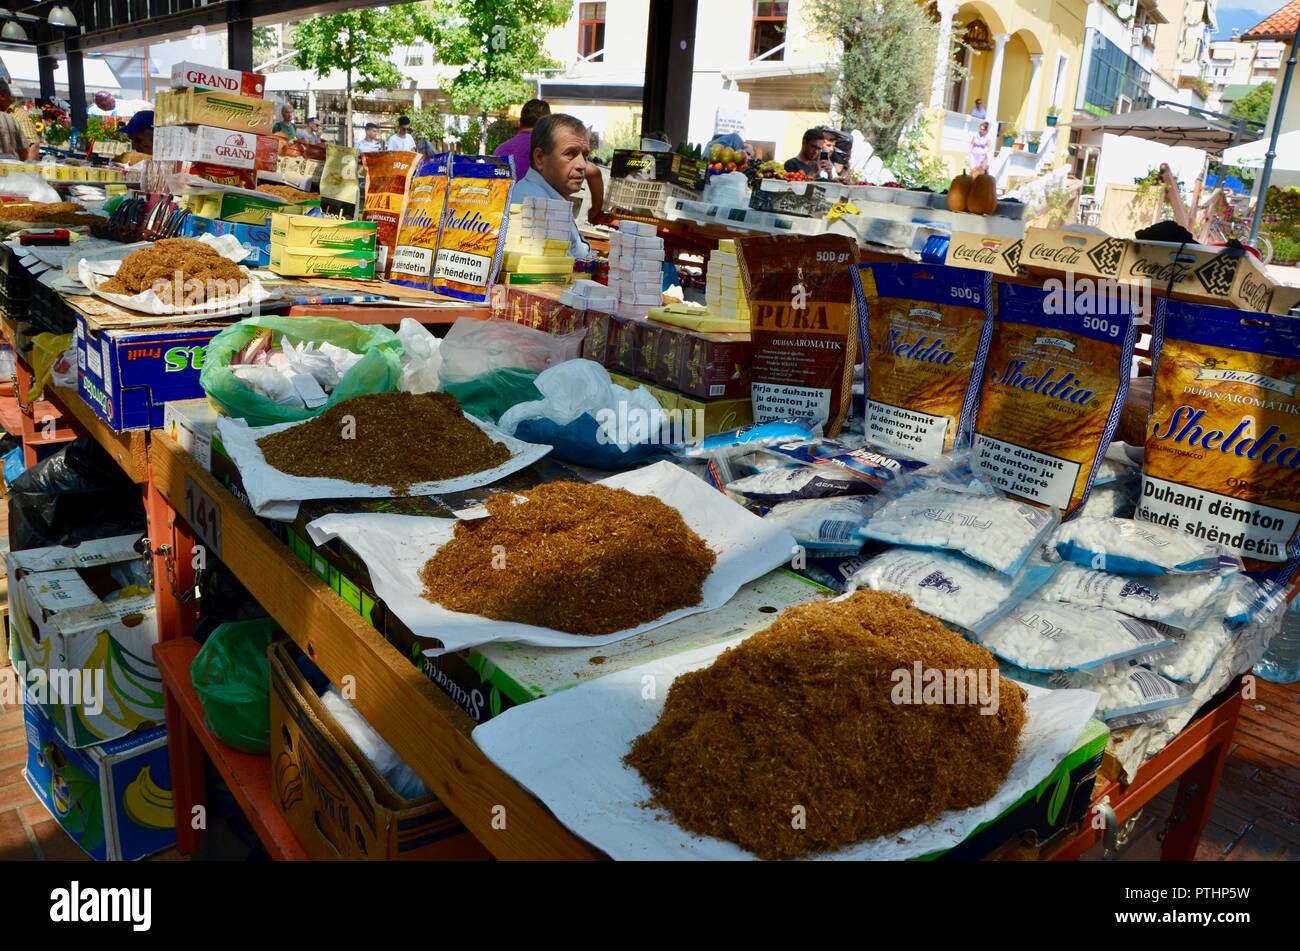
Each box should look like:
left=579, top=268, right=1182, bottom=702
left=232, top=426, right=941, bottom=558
left=1222, top=129, right=1300, bottom=171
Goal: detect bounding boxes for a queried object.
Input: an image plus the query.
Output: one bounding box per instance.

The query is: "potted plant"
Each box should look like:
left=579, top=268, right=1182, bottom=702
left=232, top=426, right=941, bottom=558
left=1001, top=125, right=1018, bottom=148
left=1026, top=131, right=1042, bottom=154
left=1046, top=106, right=1060, bottom=127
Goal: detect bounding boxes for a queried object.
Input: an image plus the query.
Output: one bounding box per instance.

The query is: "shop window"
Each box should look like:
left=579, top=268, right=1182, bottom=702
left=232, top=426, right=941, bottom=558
left=751, top=1, right=788, bottom=62
left=579, top=2, right=606, bottom=62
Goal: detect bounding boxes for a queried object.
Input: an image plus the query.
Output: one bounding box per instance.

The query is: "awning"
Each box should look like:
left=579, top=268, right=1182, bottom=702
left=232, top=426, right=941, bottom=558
left=1222, top=129, right=1300, bottom=171
left=1073, top=107, right=1256, bottom=150
left=720, top=62, right=832, bottom=112
left=0, top=51, right=120, bottom=94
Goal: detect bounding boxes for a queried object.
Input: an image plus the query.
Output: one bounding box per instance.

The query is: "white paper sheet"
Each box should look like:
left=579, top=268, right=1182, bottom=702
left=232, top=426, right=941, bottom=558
left=217, top=412, right=553, bottom=521
left=306, top=461, right=800, bottom=654
left=473, top=639, right=1100, bottom=860
left=76, top=233, right=274, bottom=316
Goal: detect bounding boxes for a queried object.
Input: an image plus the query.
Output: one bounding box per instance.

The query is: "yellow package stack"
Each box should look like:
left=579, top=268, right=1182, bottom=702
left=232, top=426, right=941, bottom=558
left=503, top=197, right=576, bottom=285
left=706, top=240, right=750, bottom=322
left=269, top=213, right=378, bottom=279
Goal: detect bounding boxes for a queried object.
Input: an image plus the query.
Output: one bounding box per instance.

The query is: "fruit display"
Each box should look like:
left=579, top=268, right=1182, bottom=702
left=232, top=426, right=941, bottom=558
left=707, top=143, right=750, bottom=177
left=756, top=161, right=787, bottom=181
left=947, top=171, right=972, bottom=213
left=966, top=172, right=998, bottom=215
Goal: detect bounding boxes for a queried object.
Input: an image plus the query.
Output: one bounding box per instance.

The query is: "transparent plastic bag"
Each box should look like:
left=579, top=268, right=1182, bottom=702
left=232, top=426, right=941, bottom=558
left=437, top=317, right=584, bottom=386
left=190, top=618, right=277, bottom=754
left=975, top=597, right=1176, bottom=674
left=1052, top=516, right=1242, bottom=576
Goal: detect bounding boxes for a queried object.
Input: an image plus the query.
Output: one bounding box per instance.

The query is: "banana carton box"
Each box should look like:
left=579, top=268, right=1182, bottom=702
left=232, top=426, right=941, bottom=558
left=23, top=693, right=173, bottom=861
left=6, top=535, right=162, bottom=749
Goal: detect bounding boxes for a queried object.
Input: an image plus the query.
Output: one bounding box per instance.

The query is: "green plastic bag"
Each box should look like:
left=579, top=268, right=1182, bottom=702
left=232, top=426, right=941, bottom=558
left=190, top=618, right=277, bottom=754
left=442, top=368, right=543, bottom=424
left=199, top=315, right=403, bottom=428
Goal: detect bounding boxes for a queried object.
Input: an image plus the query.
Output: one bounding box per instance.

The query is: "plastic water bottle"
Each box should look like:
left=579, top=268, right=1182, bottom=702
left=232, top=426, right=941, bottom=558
left=1255, top=598, right=1300, bottom=684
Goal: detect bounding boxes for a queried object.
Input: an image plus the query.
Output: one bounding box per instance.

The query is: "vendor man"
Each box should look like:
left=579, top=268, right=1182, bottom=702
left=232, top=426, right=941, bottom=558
left=785, top=127, right=840, bottom=180
left=357, top=122, right=384, bottom=154
left=510, top=113, right=595, bottom=258
left=119, top=110, right=154, bottom=165
left=0, top=81, right=38, bottom=161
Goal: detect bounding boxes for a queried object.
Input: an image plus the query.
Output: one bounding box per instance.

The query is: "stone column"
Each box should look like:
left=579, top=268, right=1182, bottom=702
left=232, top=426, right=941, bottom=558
left=1026, top=53, right=1045, bottom=129
left=929, top=0, right=961, bottom=109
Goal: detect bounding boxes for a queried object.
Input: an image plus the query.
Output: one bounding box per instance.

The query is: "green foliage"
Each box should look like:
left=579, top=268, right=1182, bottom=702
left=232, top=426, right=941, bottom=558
left=458, top=119, right=484, bottom=154
left=1264, top=186, right=1300, bottom=232
left=429, top=0, right=571, bottom=117
left=888, top=119, right=950, bottom=191
left=806, top=0, right=940, bottom=162
left=405, top=108, right=447, bottom=150
left=1190, top=77, right=1210, bottom=101
left=1230, top=81, right=1274, bottom=126
left=253, top=26, right=279, bottom=68
left=592, top=118, right=641, bottom=164
left=292, top=6, right=437, bottom=95
left=485, top=118, right=517, bottom=154
left=85, top=116, right=126, bottom=143
left=1269, top=234, right=1300, bottom=264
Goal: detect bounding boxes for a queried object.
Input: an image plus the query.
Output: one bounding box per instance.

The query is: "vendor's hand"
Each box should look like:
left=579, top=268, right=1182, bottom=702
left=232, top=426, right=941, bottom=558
left=588, top=207, right=612, bottom=227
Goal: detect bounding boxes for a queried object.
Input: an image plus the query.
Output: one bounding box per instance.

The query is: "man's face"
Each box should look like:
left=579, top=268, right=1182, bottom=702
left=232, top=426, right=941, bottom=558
left=308, top=120, right=320, bottom=136
left=806, top=136, right=834, bottom=160
left=282, top=107, right=294, bottom=123
left=0, top=91, right=12, bottom=112
left=533, top=127, right=589, bottom=197
left=367, top=127, right=380, bottom=140
left=399, top=124, right=411, bottom=137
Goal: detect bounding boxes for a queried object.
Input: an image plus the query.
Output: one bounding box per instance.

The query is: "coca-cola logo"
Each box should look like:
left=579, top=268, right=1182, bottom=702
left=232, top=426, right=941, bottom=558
left=1027, top=244, right=1082, bottom=264
left=1237, top=270, right=1273, bottom=311
left=952, top=245, right=997, bottom=264
left=1128, top=258, right=1191, bottom=283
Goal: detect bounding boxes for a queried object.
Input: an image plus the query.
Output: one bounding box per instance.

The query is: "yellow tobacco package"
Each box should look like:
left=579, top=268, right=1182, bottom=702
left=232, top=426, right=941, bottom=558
left=430, top=155, right=513, bottom=303
left=1139, top=300, right=1300, bottom=613
left=973, top=281, right=1137, bottom=515
left=851, top=262, right=993, bottom=462
left=389, top=153, right=451, bottom=289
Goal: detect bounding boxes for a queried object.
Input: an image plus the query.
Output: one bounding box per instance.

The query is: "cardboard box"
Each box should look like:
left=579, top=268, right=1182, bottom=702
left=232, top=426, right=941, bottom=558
left=75, top=312, right=226, bottom=432
left=153, top=125, right=278, bottom=172
left=24, top=697, right=174, bottom=861
left=179, top=214, right=270, bottom=267
left=668, top=156, right=708, bottom=193
left=1120, top=240, right=1278, bottom=310
left=608, top=370, right=754, bottom=434
left=492, top=285, right=587, bottom=336
left=269, top=245, right=377, bottom=279
left=141, top=159, right=258, bottom=192
left=7, top=535, right=162, bottom=748
left=154, top=87, right=277, bottom=135
left=171, top=61, right=265, bottom=98
left=632, top=320, right=751, bottom=400
left=183, top=191, right=280, bottom=223
left=1269, top=282, right=1300, bottom=316
left=1020, top=227, right=1129, bottom=280
left=268, top=641, right=489, bottom=860
left=945, top=232, right=1025, bottom=277
left=163, top=398, right=219, bottom=472
left=270, top=213, right=378, bottom=252
left=610, top=150, right=677, bottom=182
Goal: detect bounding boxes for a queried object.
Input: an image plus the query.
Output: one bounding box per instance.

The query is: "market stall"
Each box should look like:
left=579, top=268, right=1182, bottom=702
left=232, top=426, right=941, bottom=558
left=1, top=55, right=1297, bottom=867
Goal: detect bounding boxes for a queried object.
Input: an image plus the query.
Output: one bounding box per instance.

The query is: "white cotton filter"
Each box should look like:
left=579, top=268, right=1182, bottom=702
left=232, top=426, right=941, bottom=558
left=976, top=598, right=1175, bottom=673
left=763, top=496, right=871, bottom=553
left=861, top=484, right=1057, bottom=575
left=1078, top=481, right=1136, bottom=518
left=725, top=466, right=875, bottom=505
left=1036, top=561, right=1231, bottom=630
left=1080, top=666, right=1191, bottom=724
left=1052, top=516, right=1240, bottom=575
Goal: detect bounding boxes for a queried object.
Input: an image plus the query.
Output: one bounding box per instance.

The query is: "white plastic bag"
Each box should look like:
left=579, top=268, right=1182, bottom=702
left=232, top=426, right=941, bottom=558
left=496, top=359, right=666, bottom=452
left=320, top=687, right=430, bottom=801
left=0, top=172, right=61, bottom=204
left=437, top=317, right=585, bottom=385
left=975, top=598, right=1175, bottom=673
left=397, top=318, right=442, bottom=394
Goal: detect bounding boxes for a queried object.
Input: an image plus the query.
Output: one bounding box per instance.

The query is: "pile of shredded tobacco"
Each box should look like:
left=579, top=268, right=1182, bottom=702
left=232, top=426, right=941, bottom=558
left=257, top=391, right=511, bottom=494
left=419, top=482, right=716, bottom=635
left=0, top=201, right=101, bottom=225
left=99, top=238, right=247, bottom=304
left=257, top=184, right=318, bottom=202
left=625, top=590, right=1027, bottom=860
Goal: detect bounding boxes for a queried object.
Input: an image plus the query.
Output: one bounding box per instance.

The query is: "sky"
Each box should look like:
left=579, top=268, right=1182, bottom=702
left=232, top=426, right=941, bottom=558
left=1214, top=0, right=1293, bottom=38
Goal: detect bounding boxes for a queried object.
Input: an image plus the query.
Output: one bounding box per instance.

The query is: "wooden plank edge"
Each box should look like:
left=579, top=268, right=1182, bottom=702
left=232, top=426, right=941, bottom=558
left=148, top=434, right=602, bottom=861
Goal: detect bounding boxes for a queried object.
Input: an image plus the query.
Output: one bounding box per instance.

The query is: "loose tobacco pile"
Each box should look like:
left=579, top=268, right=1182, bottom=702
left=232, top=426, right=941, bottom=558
left=258, top=391, right=510, bottom=493
left=99, top=238, right=247, bottom=304
left=626, top=590, right=1027, bottom=860
left=420, top=482, right=716, bottom=635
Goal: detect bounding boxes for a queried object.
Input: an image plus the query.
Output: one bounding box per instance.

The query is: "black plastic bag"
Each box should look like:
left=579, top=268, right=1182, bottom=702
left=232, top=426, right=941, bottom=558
left=6, top=437, right=145, bottom=551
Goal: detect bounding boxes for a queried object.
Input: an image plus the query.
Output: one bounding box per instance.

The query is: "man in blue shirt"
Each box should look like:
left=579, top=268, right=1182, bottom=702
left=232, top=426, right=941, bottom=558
left=510, top=113, right=593, bottom=258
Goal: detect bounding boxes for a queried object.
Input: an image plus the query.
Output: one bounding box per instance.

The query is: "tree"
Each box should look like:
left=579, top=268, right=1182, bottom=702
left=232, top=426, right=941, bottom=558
left=429, top=0, right=572, bottom=150
left=806, top=0, right=940, bottom=162
left=292, top=6, right=437, bottom=145
left=253, top=26, right=281, bottom=69
left=1230, top=81, right=1274, bottom=127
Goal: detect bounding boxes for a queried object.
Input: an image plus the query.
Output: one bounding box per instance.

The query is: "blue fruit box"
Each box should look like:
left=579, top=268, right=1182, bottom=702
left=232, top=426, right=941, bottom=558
left=180, top=215, right=271, bottom=268
left=75, top=311, right=229, bottom=432
left=23, top=692, right=175, bottom=861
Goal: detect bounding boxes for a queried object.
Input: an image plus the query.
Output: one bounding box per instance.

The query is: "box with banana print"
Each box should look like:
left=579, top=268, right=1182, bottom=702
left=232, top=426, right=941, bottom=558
left=23, top=696, right=173, bottom=861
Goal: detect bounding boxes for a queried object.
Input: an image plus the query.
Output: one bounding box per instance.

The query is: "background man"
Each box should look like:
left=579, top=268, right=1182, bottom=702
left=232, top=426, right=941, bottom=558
left=273, top=103, right=297, bottom=139
left=356, top=122, right=384, bottom=153
left=784, top=127, right=839, bottom=180
left=0, top=81, right=38, bottom=161
left=387, top=116, right=416, bottom=151
left=498, top=98, right=605, bottom=225
left=298, top=117, right=323, bottom=145
left=119, top=110, right=153, bottom=165
left=511, top=113, right=594, bottom=258
left=971, top=98, right=987, bottom=120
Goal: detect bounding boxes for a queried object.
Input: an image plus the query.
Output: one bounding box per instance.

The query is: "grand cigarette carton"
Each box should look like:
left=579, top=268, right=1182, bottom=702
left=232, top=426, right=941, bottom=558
left=171, top=61, right=266, bottom=98
left=153, top=124, right=278, bottom=172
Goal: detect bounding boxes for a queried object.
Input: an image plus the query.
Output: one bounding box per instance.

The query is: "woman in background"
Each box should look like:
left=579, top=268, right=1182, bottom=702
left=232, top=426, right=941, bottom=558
left=968, top=121, right=992, bottom=175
